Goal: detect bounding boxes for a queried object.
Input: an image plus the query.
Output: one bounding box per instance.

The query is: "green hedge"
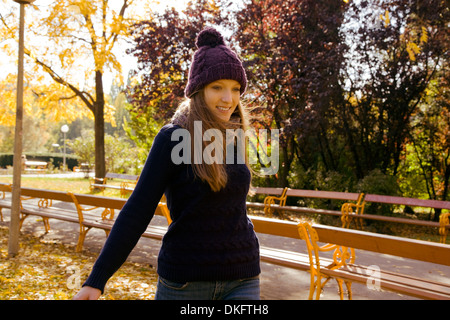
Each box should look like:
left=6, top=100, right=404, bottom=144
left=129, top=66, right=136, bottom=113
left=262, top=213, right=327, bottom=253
left=0, top=153, right=80, bottom=171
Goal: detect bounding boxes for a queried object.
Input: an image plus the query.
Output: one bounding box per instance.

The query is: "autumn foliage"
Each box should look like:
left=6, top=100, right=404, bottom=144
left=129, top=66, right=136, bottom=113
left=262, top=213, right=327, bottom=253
left=124, top=0, right=449, bottom=218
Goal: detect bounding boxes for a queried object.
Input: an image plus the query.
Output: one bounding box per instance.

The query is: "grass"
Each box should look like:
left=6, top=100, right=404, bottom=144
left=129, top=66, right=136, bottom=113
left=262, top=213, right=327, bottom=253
left=0, top=175, right=129, bottom=198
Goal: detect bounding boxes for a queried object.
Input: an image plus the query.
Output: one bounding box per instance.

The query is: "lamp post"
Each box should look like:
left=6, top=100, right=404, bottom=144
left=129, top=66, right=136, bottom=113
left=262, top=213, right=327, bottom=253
left=9, top=0, right=35, bottom=257
left=61, top=124, right=69, bottom=171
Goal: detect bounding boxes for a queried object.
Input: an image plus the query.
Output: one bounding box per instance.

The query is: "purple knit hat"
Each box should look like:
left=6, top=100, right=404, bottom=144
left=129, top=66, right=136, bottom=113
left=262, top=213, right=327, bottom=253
left=185, top=27, right=247, bottom=98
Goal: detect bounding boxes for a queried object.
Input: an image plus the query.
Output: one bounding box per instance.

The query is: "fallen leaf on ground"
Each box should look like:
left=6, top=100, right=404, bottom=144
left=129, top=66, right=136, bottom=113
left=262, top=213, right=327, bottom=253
left=0, top=226, right=157, bottom=300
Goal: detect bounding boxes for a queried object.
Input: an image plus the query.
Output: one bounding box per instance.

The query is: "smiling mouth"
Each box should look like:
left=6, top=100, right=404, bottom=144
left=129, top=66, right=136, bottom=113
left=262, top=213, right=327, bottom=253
left=217, top=106, right=231, bottom=112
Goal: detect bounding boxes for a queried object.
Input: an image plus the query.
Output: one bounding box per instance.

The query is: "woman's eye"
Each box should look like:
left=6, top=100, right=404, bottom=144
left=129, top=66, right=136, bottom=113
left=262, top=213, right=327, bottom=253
left=212, top=86, right=222, bottom=90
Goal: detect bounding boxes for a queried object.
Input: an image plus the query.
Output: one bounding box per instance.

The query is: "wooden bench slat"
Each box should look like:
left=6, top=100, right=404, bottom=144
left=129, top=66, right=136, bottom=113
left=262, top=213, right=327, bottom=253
left=0, top=184, right=12, bottom=193
left=105, top=173, right=139, bottom=181
left=91, top=184, right=121, bottom=189
left=312, top=224, right=450, bottom=266
left=90, top=173, right=139, bottom=197
left=269, top=204, right=343, bottom=217
left=250, top=215, right=299, bottom=239
left=90, top=184, right=134, bottom=191
left=21, top=187, right=74, bottom=203
left=342, top=263, right=450, bottom=291
left=250, top=187, right=286, bottom=196
left=260, top=247, right=312, bottom=271
left=364, top=194, right=450, bottom=210
left=142, top=225, right=167, bottom=240
left=72, top=193, right=126, bottom=210
left=21, top=207, right=80, bottom=224
left=321, top=265, right=450, bottom=300
left=246, top=202, right=266, bottom=209
left=251, top=187, right=361, bottom=201
left=286, top=189, right=361, bottom=201
left=377, top=268, right=450, bottom=294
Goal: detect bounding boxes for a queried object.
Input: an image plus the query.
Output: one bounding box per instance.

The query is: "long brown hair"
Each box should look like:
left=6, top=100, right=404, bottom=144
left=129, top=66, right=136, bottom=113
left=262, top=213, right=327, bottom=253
left=173, top=90, right=251, bottom=192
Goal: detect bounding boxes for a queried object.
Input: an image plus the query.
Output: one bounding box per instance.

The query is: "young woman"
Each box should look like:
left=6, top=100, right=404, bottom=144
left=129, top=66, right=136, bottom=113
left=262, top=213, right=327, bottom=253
left=73, top=27, right=260, bottom=300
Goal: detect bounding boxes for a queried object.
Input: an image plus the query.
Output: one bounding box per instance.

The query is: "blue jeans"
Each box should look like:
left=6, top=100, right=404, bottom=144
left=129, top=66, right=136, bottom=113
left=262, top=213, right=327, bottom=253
left=155, top=276, right=260, bottom=300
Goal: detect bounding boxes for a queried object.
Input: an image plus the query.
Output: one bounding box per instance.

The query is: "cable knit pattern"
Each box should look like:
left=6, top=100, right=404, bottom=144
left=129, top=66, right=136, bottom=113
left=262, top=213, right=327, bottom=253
left=83, top=124, right=260, bottom=292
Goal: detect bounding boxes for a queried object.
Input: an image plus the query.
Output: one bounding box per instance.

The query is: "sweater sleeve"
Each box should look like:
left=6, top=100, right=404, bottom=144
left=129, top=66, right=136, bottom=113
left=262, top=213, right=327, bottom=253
left=83, top=125, right=178, bottom=293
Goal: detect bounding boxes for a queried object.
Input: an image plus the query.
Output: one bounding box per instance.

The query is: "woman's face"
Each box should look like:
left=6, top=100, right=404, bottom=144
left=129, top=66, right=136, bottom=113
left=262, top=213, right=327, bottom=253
left=203, top=79, right=241, bottom=122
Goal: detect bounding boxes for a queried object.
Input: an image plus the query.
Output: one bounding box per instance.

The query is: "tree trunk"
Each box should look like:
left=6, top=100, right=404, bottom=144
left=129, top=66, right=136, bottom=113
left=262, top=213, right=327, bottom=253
left=94, top=70, right=106, bottom=179
left=278, top=142, right=293, bottom=188
left=8, top=2, right=26, bottom=257
left=434, top=158, right=450, bottom=222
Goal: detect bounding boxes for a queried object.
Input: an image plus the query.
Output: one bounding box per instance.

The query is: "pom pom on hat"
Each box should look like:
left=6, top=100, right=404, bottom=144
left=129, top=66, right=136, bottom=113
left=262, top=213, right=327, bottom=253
left=185, top=27, right=247, bottom=98
left=195, top=27, right=225, bottom=48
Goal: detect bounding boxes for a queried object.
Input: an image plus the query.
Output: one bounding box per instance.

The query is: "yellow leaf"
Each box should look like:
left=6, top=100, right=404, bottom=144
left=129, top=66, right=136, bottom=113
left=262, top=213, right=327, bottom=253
left=409, top=41, right=421, bottom=54
left=406, top=44, right=416, bottom=61
left=420, top=26, right=428, bottom=44
left=380, top=9, right=390, bottom=27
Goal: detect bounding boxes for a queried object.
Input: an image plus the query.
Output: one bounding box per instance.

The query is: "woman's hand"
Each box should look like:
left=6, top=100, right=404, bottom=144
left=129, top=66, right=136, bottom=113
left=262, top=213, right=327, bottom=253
left=72, top=286, right=102, bottom=300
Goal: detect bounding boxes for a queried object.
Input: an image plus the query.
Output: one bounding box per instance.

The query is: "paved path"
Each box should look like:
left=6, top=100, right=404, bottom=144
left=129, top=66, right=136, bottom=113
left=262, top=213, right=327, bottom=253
left=1, top=195, right=449, bottom=300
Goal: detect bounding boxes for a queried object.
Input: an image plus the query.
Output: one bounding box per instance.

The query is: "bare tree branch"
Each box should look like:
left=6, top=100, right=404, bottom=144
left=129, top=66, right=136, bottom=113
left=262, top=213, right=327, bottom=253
left=26, top=48, right=96, bottom=111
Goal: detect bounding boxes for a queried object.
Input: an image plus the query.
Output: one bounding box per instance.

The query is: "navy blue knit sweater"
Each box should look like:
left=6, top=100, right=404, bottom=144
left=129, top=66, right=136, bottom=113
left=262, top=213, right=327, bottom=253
left=83, top=124, right=261, bottom=292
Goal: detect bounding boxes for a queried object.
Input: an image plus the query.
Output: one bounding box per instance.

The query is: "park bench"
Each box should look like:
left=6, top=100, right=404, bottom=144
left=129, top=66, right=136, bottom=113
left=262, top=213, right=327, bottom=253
left=251, top=215, right=450, bottom=300
left=311, top=222, right=450, bottom=300
left=68, top=192, right=170, bottom=251
left=90, top=173, right=139, bottom=197
left=250, top=187, right=450, bottom=242
left=73, top=163, right=93, bottom=178
left=0, top=183, right=12, bottom=222
left=284, top=189, right=363, bottom=222
left=252, top=215, right=356, bottom=299
left=0, top=186, right=170, bottom=252
left=359, top=194, right=450, bottom=244
left=249, top=187, right=364, bottom=226
left=0, top=185, right=80, bottom=232
left=24, top=160, right=48, bottom=173
left=246, top=187, right=285, bottom=212
left=263, top=187, right=289, bottom=216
